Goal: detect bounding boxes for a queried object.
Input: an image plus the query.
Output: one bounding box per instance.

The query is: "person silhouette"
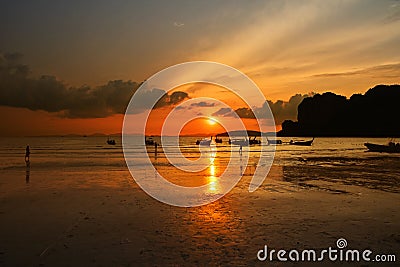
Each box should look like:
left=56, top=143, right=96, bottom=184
left=25, top=145, right=30, bottom=163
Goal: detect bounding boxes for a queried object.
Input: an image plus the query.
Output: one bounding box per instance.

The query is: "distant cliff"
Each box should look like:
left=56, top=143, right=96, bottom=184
left=278, top=84, right=400, bottom=137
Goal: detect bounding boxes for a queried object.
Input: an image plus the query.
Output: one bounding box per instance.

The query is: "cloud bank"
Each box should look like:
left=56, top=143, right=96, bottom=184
left=211, top=93, right=313, bottom=124
left=0, top=53, right=187, bottom=118
left=0, top=53, right=311, bottom=124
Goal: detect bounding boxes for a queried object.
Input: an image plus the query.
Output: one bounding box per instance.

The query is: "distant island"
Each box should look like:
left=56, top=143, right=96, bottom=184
left=278, top=84, right=400, bottom=137
left=216, top=130, right=263, bottom=137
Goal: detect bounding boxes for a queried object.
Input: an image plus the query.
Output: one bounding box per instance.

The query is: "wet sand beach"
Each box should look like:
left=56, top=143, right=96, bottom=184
left=0, top=162, right=399, bottom=266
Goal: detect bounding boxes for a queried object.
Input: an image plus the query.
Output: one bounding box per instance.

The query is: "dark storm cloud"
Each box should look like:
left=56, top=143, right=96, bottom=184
left=0, top=53, right=188, bottom=118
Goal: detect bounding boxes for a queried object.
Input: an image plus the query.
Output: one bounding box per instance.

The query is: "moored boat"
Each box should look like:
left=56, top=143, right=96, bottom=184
left=107, top=138, right=116, bottom=145
left=229, top=137, right=249, bottom=146
left=266, top=137, right=282, bottom=145
left=364, top=142, right=400, bottom=153
left=145, top=136, right=155, bottom=146
left=215, top=137, right=223, bottom=143
left=196, top=137, right=212, bottom=146
left=249, top=136, right=261, bottom=145
left=289, top=137, right=314, bottom=146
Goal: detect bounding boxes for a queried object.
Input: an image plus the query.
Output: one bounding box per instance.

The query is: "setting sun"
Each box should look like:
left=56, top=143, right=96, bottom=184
left=207, top=118, right=218, bottom=125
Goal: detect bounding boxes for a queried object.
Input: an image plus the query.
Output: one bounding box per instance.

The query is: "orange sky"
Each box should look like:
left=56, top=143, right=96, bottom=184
left=0, top=1, right=399, bottom=136
left=145, top=109, right=262, bottom=137
left=0, top=106, right=123, bottom=136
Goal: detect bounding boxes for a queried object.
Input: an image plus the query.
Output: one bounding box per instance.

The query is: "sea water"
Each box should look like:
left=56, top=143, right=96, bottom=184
left=0, top=136, right=399, bottom=193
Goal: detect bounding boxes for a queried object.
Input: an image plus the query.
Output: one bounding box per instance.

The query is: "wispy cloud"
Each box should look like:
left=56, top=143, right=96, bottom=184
left=310, top=63, right=400, bottom=79
left=173, top=21, right=184, bottom=27
left=383, top=1, right=400, bottom=23
left=190, top=101, right=215, bottom=107
left=212, top=107, right=233, bottom=117
left=190, top=0, right=400, bottom=97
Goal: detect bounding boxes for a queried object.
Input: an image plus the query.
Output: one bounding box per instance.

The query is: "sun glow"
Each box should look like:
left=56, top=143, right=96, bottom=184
left=207, top=118, right=218, bottom=125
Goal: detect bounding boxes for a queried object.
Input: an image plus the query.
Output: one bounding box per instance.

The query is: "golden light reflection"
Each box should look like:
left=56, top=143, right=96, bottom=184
left=210, top=164, right=215, bottom=177
left=208, top=177, right=217, bottom=192
left=209, top=151, right=216, bottom=164
left=182, top=154, right=234, bottom=238
left=207, top=152, right=218, bottom=192
left=180, top=146, right=236, bottom=236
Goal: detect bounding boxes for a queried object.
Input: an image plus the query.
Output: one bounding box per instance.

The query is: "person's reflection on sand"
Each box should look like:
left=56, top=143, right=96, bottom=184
left=25, top=165, right=30, bottom=184
left=154, top=142, right=158, bottom=160
left=239, top=152, right=243, bottom=176
left=25, top=145, right=31, bottom=183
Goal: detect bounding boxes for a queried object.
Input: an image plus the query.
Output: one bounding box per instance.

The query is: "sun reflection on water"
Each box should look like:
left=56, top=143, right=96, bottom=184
left=207, top=149, right=219, bottom=192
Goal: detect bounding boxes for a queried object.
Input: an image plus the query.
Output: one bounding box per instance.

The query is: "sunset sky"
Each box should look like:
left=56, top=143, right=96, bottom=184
left=1, top=0, right=399, bottom=136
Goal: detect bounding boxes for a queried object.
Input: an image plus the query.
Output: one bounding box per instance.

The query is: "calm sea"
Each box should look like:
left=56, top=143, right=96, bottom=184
left=0, top=137, right=399, bottom=193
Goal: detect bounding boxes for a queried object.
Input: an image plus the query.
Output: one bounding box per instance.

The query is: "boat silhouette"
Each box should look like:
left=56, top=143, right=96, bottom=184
left=249, top=136, right=261, bottom=145
left=266, top=137, right=282, bottom=145
left=145, top=136, right=155, bottom=146
left=289, top=138, right=314, bottom=146
left=229, top=137, right=249, bottom=146
left=107, top=138, right=116, bottom=145
left=196, top=137, right=212, bottom=146
left=364, top=141, right=400, bottom=153
left=214, top=137, right=223, bottom=143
